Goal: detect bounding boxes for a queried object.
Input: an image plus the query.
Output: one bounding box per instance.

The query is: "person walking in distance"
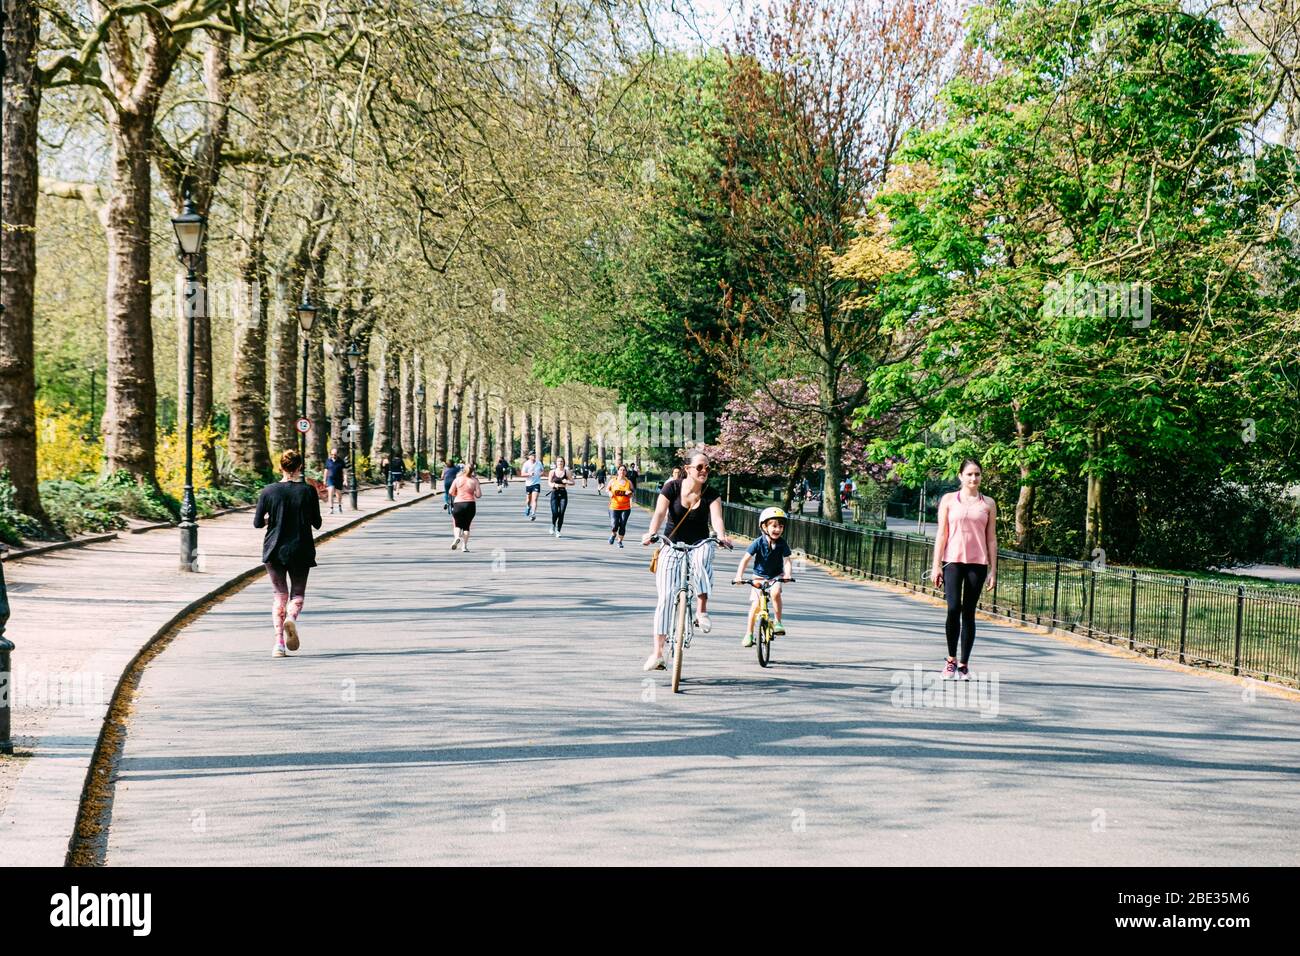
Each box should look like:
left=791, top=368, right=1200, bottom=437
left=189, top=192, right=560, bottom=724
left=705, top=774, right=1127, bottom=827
left=387, top=452, right=406, bottom=495
left=441, top=458, right=460, bottom=512
left=495, top=455, right=510, bottom=492
left=521, top=451, right=544, bottom=520
left=930, top=458, right=998, bottom=680
left=324, top=447, right=346, bottom=514
left=449, top=461, right=483, bottom=551
left=606, top=464, right=634, bottom=547
left=596, top=462, right=608, bottom=492
left=254, top=450, right=322, bottom=658
left=548, top=456, right=575, bottom=538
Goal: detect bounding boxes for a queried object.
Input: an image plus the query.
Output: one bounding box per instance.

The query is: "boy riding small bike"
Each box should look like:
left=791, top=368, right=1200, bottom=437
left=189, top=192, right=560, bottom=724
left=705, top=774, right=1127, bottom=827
left=733, top=507, right=794, bottom=647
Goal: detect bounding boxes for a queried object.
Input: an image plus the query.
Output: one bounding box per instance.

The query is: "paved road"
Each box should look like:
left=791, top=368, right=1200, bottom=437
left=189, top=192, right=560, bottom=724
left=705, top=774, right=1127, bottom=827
left=104, top=485, right=1300, bottom=865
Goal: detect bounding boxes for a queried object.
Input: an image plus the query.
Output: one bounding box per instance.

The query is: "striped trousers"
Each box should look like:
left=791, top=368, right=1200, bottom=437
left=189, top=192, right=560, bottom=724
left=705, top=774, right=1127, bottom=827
left=653, top=540, right=716, bottom=636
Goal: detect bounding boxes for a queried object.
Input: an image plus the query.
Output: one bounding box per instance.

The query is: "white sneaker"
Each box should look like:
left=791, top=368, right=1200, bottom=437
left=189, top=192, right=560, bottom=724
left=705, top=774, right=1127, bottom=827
left=451, top=536, right=461, bottom=550
left=642, top=653, right=666, bottom=671
left=273, top=642, right=287, bottom=658
left=283, top=618, right=300, bottom=651
left=697, top=612, right=712, bottom=633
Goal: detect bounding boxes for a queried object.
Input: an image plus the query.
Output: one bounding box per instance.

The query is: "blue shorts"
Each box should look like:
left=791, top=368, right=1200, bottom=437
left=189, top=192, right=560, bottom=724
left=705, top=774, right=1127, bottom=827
left=525, top=483, right=540, bottom=494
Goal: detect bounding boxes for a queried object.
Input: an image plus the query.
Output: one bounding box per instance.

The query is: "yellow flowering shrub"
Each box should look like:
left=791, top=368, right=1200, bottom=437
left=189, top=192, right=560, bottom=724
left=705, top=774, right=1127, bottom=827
left=36, top=399, right=103, bottom=481
left=155, top=425, right=221, bottom=500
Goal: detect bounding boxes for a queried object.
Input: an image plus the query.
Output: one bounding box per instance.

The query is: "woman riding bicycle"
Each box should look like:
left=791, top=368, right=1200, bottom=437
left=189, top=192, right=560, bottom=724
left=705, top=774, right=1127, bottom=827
left=640, top=452, right=733, bottom=671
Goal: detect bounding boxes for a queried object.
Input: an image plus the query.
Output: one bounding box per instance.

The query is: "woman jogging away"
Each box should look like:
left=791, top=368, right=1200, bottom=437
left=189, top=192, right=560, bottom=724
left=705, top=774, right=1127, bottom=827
left=640, top=453, right=733, bottom=671
left=254, top=449, right=323, bottom=658
left=449, top=462, right=483, bottom=551
left=548, top=456, right=574, bottom=538
left=930, top=458, right=998, bottom=680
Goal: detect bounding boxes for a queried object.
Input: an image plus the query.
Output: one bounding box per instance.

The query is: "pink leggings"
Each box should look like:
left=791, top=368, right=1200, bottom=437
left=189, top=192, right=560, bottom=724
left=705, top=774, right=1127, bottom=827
left=266, top=562, right=310, bottom=641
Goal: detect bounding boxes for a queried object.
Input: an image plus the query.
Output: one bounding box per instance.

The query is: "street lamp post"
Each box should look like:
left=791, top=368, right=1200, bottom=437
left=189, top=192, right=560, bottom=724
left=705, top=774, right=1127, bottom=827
left=171, top=190, right=207, bottom=572
left=415, top=384, right=426, bottom=492
left=386, top=390, right=395, bottom=501
left=296, top=299, right=317, bottom=460
left=346, top=342, right=361, bottom=510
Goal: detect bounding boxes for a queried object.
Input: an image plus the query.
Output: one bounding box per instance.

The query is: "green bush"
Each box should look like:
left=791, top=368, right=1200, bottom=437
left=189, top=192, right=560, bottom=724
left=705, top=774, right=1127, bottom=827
left=0, top=473, right=43, bottom=546
left=99, top=470, right=178, bottom=522
left=37, top=480, right=130, bottom=537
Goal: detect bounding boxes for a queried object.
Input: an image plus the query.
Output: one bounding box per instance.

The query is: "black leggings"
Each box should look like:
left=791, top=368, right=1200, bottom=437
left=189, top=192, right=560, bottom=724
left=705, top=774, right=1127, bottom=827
left=550, top=490, right=568, bottom=531
left=943, top=562, right=988, bottom=663
left=610, top=509, right=630, bottom=537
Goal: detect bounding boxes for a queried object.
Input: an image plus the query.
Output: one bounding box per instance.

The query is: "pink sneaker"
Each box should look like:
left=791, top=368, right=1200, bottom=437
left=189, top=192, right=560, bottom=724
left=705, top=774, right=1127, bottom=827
left=941, top=659, right=958, bottom=680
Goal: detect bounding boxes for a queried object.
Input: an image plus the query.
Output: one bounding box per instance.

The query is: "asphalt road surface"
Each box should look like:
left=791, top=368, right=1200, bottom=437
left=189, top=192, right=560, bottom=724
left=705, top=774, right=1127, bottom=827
left=103, top=485, right=1300, bottom=865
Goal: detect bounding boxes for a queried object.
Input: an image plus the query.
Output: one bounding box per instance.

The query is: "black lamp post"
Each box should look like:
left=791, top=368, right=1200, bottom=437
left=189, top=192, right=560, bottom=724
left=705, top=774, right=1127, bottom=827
left=415, top=384, right=426, bottom=492
left=296, top=299, right=316, bottom=460
left=433, top=401, right=442, bottom=467
left=346, top=341, right=361, bottom=510
left=386, top=388, right=396, bottom=501
left=171, top=189, right=207, bottom=572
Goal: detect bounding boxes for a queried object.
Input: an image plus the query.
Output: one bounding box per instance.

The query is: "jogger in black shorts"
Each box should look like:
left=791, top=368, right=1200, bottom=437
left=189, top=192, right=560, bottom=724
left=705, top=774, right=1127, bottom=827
left=548, top=457, right=574, bottom=538
left=930, top=458, right=997, bottom=680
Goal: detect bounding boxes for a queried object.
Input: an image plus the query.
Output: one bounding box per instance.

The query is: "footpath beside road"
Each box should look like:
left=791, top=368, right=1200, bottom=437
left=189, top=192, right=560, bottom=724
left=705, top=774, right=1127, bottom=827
left=0, top=484, right=433, bottom=865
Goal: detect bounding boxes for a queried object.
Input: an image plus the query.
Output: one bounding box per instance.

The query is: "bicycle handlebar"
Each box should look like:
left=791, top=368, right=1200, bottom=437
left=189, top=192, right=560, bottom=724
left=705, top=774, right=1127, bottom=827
left=648, top=533, right=732, bottom=550
left=732, top=577, right=795, bottom=586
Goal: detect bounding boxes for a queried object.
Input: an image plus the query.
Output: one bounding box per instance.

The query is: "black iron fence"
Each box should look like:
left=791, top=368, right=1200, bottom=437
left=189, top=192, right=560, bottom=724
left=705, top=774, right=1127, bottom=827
left=634, top=487, right=1300, bottom=686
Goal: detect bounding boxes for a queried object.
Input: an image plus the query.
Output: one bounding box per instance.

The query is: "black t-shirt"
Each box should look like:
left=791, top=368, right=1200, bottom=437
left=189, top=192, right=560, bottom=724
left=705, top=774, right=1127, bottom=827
left=658, top=478, right=719, bottom=545
left=254, top=479, right=322, bottom=567
left=388, top=456, right=404, bottom=474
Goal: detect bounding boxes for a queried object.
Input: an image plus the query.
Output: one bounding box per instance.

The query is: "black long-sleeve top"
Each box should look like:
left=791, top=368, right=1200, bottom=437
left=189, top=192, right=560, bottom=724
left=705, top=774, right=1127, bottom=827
left=254, top=479, right=322, bottom=567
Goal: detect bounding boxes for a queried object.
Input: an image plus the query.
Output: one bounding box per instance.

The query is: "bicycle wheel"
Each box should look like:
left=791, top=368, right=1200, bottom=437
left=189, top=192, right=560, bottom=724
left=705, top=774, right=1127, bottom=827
left=756, top=614, right=772, bottom=667
left=671, top=590, right=689, bottom=693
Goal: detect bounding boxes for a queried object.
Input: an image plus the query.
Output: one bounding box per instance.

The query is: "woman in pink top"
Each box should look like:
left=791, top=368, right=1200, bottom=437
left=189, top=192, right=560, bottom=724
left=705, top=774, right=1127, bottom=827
left=449, top=462, right=482, bottom=552
left=929, top=458, right=998, bottom=679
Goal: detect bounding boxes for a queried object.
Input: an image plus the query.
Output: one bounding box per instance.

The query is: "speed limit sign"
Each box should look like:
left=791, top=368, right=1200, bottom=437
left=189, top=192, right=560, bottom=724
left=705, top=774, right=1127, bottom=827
left=295, top=418, right=311, bottom=434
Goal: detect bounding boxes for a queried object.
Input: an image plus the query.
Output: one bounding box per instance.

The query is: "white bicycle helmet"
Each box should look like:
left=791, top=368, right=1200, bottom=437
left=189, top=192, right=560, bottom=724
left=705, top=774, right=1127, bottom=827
left=759, top=506, right=788, bottom=527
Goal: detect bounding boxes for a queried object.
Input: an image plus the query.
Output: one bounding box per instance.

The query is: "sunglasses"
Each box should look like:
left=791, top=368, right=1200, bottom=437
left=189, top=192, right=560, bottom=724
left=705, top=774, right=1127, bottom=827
left=690, top=464, right=710, bottom=471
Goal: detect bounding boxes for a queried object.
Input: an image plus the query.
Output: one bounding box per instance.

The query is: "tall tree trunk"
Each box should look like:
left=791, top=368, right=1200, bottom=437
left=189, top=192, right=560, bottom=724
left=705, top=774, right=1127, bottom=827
left=0, top=0, right=48, bottom=519
left=820, top=374, right=844, bottom=522
left=307, top=333, right=326, bottom=470
left=400, top=354, right=414, bottom=455
left=102, top=107, right=159, bottom=482
left=495, top=396, right=505, bottom=464
left=783, top=445, right=817, bottom=513
left=551, top=406, right=561, bottom=465
left=450, top=371, right=466, bottom=462
left=374, top=340, right=392, bottom=463
left=352, top=332, right=370, bottom=470
left=436, top=371, right=449, bottom=464
left=503, top=399, right=513, bottom=463
left=465, top=381, right=478, bottom=468
left=562, top=412, right=572, bottom=464
left=1085, top=425, right=1104, bottom=559
left=268, top=283, right=298, bottom=457
left=1012, top=401, right=1035, bottom=552
left=520, top=405, right=532, bottom=458
left=476, top=385, right=488, bottom=465
left=228, top=169, right=272, bottom=474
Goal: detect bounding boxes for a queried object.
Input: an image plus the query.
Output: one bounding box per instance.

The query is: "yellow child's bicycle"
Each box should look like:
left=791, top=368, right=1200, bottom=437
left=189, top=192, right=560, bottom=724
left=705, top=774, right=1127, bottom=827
left=733, top=576, right=794, bottom=667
